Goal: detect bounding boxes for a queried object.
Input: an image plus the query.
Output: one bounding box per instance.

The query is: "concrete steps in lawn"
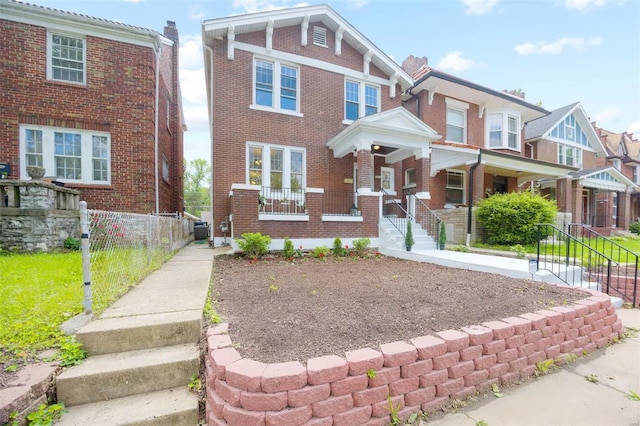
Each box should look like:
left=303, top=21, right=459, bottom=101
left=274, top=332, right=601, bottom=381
left=55, top=387, right=197, bottom=426
left=56, top=343, right=199, bottom=407
left=76, top=310, right=203, bottom=355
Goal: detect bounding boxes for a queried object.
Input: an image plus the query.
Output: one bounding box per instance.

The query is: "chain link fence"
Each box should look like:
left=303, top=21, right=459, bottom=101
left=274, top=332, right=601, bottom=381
left=82, top=204, right=193, bottom=315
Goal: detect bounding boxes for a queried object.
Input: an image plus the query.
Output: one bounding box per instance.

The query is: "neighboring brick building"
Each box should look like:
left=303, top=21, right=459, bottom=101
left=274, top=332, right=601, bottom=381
left=0, top=0, right=185, bottom=214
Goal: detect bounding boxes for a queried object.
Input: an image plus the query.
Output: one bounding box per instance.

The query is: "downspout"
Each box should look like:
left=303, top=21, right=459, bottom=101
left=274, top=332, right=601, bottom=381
left=404, top=88, right=420, bottom=118
left=153, top=38, right=162, bottom=214
left=467, top=151, right=482, bottom=246
left=204, top=43, right=215, bottom=245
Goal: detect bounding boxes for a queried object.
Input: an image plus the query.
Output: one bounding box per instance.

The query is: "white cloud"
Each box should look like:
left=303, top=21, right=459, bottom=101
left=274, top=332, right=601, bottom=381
left=628, top=121, right=640, bottom=136
left=180, top=68, right=207, bottom=106
left=565, top=0, right=607, bottom=12
left=232, top=0, right=309, bottom=13
left=437, top=51, right=476, bottom=72
left=180, top=35, right=203, bottom=70
left=346, top=0, right=369, bottom=8
left=189, top=5, right=206, bottom=20
left=182, top=103, right=210, bottom=133
left=462, top=0, right=499, bottom=15
left=515, top=36, right=602, bottom=55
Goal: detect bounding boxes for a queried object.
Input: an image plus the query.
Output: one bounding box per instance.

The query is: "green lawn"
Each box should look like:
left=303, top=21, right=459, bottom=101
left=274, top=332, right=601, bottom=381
left=0, top=251, right=83, bottom=365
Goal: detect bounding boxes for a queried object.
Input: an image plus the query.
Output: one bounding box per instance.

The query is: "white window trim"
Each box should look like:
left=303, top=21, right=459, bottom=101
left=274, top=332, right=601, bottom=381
left=246, top=142, right=306, bottom=194
left=19, top=124, right=111, bottom=184
left=46, top=30, right=86, bottom=85
left=445, top=98, right=469, bottom=144
left=444, top=169, right=466, bottom=208
left=404, top=167, right=416, bottom=189
left=485, top=110, right=521, bottom=152
left=251, top=57, right=303, bottom=117
left=634, top=165, right=640, bottom=184
left=557, top=143, right=583, bottom=169
left=343, top=79, right=380, bottom=124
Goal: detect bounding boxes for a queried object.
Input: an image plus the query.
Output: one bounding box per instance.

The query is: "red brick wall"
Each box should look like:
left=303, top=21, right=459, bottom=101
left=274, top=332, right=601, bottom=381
left=206, top=294, right=622, bottom=425
left=211, top=25, right=402, bottom=237
left=0, top=18, right=183, bottom=214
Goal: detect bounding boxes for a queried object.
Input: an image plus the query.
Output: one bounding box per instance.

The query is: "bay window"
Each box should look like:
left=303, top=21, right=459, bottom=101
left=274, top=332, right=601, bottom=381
left=487, top=111, right=520, bottom=150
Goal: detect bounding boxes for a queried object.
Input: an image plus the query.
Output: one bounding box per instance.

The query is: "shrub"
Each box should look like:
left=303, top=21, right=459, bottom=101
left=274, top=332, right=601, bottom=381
left=283, top=237, right=294, bottom=258
left=405, top=220, right=414, bottom=250
left=63, top=237, right=81, bottom=250
left=332, top=237, right=346, bottom=257
left=629, top=222, right=640, bottom=235
left=476, top=192, right=557, bottom=245
left=352, top=237, right=371, bottom=256
left=312, top=245, right=329, bottom=258
left=235, top=232, right=271, bottom=259
left=510, top=244, right=527, bottom=259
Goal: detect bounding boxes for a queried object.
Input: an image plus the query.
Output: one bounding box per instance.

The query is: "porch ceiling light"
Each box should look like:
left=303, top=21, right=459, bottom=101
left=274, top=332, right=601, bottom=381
left=372, top=144, right=381, bottom=151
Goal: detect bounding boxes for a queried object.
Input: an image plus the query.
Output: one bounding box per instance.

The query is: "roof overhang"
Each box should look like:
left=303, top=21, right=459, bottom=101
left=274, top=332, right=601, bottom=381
left=326, top=107, right=441, bottom=162
left=571, top=167, right=638, bottom=192
left=430, top=144, right=576, bottom=185
left=406, top=69, right=549, bottom=123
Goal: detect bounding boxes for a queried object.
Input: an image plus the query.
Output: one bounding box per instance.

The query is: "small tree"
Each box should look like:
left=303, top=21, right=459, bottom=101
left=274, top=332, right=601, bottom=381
left=405, top=220, right=414, bottom=251
left=438, top=221, right=447, bottom=250
left=476, top=192, right=557, bottom=245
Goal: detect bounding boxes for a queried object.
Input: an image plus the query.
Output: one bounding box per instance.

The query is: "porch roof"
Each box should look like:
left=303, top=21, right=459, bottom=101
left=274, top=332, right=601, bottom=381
left=326, top=107, right=441, bottom=163
left=570, top=166, right=638, bottom=192
left=430, top=143, right=577, bottom=185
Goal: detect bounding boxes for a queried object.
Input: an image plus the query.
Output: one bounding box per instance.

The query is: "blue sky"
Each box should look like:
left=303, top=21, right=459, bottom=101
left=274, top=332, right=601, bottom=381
left=25, top=0, right=640, bottom=162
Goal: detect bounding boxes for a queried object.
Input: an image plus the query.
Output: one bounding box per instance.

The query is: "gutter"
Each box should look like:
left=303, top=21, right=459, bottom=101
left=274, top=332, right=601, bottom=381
left=467, top=151, right=482, bottom=246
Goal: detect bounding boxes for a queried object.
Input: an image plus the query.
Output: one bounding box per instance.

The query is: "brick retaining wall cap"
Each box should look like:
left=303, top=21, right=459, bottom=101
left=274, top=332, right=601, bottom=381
left=208, top=334, right=232, bottom=350
left=208, top=323, right=229, bottom=336
left=501, top=317, right=532, bottom=334
left=345, top=348, right=384, bottom=376
left=226, top=358, right=267, bottom=392
left=481, top=321, right=515, bottom=339
left=535, top=309, right=564, bottom=326
left=549, top=306, right=577, bottom=321
left=410, top=335, right=446, bottom=359
left=261, top=361, right=307, bottom=393
left=460, top=325, right=494, bottom=346
left=380, top=341, right=418, bottom=367
left=519, top=313, right=547, bottom=330
left=436, top=330, right=470, bottom=352
left=307, top=355, right=348, bottom=385
left=575, top=299, right=601, bottom=313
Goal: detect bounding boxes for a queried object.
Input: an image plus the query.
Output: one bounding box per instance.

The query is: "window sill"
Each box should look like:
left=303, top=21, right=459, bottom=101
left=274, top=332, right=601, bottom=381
left=45, top=79, right=87, bottom=88
left=487, top=146, right=521, bottom=153
left=250, top=104, right=303, bottom=118
left=403, top=183, right=417, bottom=190
left=444, top=139, right=467, bottom=145
left=342, top=119, right=355, bottom=125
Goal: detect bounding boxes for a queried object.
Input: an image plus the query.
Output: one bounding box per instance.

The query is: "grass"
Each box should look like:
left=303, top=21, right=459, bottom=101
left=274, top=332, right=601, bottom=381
left=0, top=251, right=83, bottom=365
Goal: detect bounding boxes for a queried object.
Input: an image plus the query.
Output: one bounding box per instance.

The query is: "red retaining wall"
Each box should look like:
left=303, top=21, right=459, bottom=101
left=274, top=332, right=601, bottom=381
left=205, top=292, right=623, bottom=425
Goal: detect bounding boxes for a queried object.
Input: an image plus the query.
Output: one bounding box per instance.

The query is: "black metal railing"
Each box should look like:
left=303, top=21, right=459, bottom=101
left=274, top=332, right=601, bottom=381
left=258, top=187, right=306, bottom=215
left=567, top=224, right=638, bottom=306
left=414, top=196, right=441, bottom=240
left=381, top=189, right=411, bottom=237
left=322, top=190, right=358, bottom=216
left=536, top=223, right=616, bottom=299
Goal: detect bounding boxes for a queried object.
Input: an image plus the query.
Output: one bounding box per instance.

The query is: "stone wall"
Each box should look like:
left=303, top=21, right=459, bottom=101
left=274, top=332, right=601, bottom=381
left=0, top=181, right=81, bottom=252
left=205, top=292, right=622, bottom=425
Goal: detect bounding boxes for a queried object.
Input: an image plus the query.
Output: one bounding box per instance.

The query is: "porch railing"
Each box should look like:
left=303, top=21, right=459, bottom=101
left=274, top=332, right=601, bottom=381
left=323, top=190, right=358, bottom=216
left=535, top=224, right=637, bottom=306
left=567, top=223, right=638, bottom=306
left=414, top=196, right=441, bottom=240
left=259, top=186, right=306, bottom=215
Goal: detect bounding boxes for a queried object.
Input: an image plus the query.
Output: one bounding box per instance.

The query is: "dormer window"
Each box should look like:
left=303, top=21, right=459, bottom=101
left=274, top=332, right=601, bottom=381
left=313, top=27, right=327, bottom=47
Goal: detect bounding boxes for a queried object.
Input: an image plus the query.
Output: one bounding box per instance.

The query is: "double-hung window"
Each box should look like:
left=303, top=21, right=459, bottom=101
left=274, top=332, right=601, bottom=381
left=20, top=125, right=110, bottom=184
left=558, top=144, right=582, bottom=168
left=445, top=98, right=468, bottom=144
left=487, top=111, right=520, bottom=150
left=445, top=170, right=465, bottom=206
left=634, top=166, right=639, bottom=184
left=48, top=32, right=85, bottom=84
left=247, top=143, right=305, bottom=192
left=344, top=80, right=379, bottom=121
left=253, top=58, right=300, bottom=115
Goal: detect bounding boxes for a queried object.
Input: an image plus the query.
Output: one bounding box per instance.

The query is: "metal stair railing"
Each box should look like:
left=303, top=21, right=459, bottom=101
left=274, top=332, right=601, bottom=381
left=567, top=224, right=638, bottom=306
left=536, top=223, right=613, bottom=297
left=380, top=189, right=411, bottom=237
left=413, top=196, right=441, bottom=240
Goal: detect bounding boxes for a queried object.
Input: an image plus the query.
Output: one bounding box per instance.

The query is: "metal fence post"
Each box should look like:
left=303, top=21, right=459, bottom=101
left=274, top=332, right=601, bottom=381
left=80, top=201, right=92, bottom=315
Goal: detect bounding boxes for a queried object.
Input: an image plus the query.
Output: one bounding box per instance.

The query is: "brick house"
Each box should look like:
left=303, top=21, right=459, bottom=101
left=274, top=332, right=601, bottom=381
left=202, top=5, right=634, bottom=249
left=0, top=0, right=185, bottom=214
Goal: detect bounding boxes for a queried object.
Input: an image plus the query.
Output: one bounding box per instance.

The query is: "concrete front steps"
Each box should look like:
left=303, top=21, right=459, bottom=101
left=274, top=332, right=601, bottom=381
left=379, top=217, right=437, bottom=251
left=56, top=310, right=202, bottom=425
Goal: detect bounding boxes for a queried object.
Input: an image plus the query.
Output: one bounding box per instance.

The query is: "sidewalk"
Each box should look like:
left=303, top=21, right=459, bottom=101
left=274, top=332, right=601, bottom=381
left=423, top=307, right=640, bottom=426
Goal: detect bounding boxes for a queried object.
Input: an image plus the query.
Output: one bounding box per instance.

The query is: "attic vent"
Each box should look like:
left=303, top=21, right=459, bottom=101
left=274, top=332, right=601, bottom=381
left=313, top=26, right=327, bottom=47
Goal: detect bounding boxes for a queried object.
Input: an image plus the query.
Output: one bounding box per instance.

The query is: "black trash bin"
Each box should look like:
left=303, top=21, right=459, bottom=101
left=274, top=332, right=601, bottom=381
left=194, top=221, right=208, bottom=240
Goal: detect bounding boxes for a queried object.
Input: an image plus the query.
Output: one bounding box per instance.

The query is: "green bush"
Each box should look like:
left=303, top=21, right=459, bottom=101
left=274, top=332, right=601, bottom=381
left=629, top=222, right=640, bottom=235
left=312, top=245, right=329, bottom=258
left=282, top=237, right=294, bottom=258
left=332, top=237, right=346, bottom=257
left=352, top=237, right=371, bottom=256
left=476, top=192, right=557, bottom=245
left=235, top=232, right=271, bottom=259
left=405, top=220, right=414, bottom=249
left=63, top=237, right=81, bottom=250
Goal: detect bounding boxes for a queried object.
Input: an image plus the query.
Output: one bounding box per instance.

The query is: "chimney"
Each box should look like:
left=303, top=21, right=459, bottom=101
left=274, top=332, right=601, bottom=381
left=401, top=55, right=428, bottom=76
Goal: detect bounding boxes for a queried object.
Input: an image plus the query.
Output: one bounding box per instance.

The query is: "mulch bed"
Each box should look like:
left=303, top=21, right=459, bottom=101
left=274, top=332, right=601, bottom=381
left=212, top=253, right=591, bottom=364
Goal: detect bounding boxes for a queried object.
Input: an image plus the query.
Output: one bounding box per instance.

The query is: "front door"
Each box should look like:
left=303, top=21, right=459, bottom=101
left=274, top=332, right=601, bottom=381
left=582, top=190, right=590, bottom=224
